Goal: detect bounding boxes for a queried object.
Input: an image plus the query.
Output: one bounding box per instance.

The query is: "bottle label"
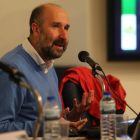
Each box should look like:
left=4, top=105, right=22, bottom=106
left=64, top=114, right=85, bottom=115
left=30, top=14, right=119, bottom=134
left=43, top=109, right=60, bottom=120
left=100, top=104, right=115, bottom=114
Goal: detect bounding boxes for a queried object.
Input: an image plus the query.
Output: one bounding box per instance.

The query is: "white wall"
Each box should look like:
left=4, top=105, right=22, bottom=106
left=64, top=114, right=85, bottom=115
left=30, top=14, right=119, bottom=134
left=87, top=0, right=140, bottom=119
left=0, top=0, right=140, bottom=119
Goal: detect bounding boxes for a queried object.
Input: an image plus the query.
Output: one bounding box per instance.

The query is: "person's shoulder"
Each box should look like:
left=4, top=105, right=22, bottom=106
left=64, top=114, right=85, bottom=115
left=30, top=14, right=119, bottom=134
left=2, top=44, right=26, bottom=59
left=0, top=44, right=25, bottom=67
left=1, top=44, right=22, bottom=58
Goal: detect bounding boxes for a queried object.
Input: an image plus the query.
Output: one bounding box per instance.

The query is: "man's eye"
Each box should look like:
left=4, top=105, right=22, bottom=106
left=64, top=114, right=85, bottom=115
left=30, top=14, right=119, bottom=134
left=53, top=25, right=59, bottom=27
left=65, top=27, right=69, bottom=30
left=64, top=25, right=70, bottom=30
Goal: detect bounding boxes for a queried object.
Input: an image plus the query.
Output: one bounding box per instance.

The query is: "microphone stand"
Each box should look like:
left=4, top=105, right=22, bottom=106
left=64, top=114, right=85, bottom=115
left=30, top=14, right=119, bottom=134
left=100, top=70, right=140, bottom=137
left=91, top=68, right=140, bottom=137
left=93, top=68, right=140, bottom=137
left=9, top=75, right=43, bottom=140
left=91, top=68, right=106, bottom=93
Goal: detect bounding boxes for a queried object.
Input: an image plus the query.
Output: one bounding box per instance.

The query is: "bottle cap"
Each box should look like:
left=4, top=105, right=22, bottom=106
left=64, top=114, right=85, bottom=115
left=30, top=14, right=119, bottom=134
left=47, top=96, right=56, bottom=101
left=103, top=91, right=111, bottom=95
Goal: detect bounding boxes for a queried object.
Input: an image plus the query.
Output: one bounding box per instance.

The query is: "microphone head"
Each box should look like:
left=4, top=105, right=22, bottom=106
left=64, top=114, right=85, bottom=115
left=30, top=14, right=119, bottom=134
left=78, top=51, right=89, bottom=62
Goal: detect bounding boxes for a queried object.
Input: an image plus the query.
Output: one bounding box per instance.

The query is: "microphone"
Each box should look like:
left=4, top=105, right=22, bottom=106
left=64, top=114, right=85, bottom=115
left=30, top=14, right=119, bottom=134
left=0, top=61, right=25, bottom=77
left=78, top=51, right=102, bottom=71
left=78, top=51, right=139, bottom=136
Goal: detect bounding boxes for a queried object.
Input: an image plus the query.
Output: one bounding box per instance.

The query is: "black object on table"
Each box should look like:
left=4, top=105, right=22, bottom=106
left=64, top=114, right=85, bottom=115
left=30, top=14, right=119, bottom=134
left=78, top=126, right=100, bottom=138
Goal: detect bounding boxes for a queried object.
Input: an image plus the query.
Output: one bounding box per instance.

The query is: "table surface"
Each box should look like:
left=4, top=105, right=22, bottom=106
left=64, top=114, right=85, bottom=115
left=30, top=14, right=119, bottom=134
left=29, top=137, right=131, bottom=140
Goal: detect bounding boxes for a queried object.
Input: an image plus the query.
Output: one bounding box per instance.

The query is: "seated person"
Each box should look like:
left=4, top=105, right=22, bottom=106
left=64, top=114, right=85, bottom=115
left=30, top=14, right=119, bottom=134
left=0, top=4, right=93, bottom=136
left=59, top=66, right=126, bottom=128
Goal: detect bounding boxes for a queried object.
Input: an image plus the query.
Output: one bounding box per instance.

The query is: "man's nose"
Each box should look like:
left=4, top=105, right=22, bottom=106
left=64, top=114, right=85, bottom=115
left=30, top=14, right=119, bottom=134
left=59, top=28, right=68, bottom=40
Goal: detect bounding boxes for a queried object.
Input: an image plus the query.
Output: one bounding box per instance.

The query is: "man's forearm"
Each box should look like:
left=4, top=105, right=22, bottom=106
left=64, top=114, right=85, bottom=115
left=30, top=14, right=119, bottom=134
left=0, top=120, right=37, bottom=137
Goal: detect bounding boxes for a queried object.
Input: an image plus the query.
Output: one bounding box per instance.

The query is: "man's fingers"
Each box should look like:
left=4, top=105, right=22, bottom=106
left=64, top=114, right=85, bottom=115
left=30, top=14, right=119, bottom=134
left=76, top=118, right=87, bottom=130
left=68, top=90, right=94, bottom=122
left=60, top=117, right=66, bottom=121
left=90, top=90, right=94, bottom=102
left=70, top=118, right=87, bottom=131
left=60, top=107, right=69, bottom=117
left=73, top=98, right=77, bottom=108
left=81, top=92, right=86, bottom=106
left=86, top=90, right=94, bottom=104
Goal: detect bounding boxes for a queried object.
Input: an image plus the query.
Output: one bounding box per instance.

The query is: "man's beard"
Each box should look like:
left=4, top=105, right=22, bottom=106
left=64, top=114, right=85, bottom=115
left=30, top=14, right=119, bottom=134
left=37, top=33, right=68, bottom=60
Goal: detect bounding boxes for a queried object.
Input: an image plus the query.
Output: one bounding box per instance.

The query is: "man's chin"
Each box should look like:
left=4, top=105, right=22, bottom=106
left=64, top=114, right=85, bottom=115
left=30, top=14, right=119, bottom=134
left=55, top=50, right=65, bottom=57
left=47, top=52, right=64, bottom=59
left=53, top=53, right=63, bottom=59
left=43, top=48, right=66, bottom=59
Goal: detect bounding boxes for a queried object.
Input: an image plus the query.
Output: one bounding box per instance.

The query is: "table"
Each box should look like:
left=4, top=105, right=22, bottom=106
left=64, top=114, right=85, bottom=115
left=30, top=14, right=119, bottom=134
left=29, top=137, right=131, bottom=140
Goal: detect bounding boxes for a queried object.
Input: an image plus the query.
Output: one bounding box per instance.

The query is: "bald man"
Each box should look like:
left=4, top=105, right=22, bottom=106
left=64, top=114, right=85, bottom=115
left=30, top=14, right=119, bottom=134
left=0, top=3, right=93, bottom=136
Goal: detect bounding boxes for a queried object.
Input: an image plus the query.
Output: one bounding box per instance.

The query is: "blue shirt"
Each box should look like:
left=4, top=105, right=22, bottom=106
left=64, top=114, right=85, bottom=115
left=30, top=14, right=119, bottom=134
left=0, top=44, right=62, bottom=136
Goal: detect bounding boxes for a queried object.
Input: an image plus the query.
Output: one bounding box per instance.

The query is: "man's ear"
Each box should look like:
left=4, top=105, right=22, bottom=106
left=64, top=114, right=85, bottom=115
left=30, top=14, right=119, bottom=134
left=31, top=23, right=40, bottom=37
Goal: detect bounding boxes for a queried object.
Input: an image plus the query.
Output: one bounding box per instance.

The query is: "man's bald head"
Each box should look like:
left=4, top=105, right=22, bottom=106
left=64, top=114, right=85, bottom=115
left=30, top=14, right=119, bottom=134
left=29, top=3, right=63, bottom=35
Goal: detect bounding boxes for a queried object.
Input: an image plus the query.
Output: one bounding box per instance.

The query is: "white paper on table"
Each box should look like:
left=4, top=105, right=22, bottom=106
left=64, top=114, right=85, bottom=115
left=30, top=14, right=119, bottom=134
left=0, top=130, right=28, bottom=140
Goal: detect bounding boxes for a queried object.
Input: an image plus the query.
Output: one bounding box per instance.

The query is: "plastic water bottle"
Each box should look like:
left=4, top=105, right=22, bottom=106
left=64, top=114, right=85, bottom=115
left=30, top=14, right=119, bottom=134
left=100, top=91, right=116, bottom=140
left=43, top=96, right=60, bottom=140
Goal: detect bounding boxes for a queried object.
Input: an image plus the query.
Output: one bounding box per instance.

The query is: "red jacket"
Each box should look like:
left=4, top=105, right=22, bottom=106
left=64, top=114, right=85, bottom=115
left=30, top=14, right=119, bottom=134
left=59, top=66, right=126, bottom=126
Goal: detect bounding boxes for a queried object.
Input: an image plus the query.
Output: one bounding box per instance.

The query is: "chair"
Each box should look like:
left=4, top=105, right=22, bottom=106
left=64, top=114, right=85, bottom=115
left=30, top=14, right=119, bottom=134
left=62, top=80, right=98, bottom=128
left=59, top=66, right=126, bottom=128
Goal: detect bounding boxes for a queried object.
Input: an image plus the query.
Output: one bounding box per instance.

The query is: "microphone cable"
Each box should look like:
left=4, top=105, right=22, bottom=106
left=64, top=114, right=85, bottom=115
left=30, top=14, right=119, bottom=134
left=101, top=69, right=138, bottom=116
left=78, top=50, right=138, bottom=116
